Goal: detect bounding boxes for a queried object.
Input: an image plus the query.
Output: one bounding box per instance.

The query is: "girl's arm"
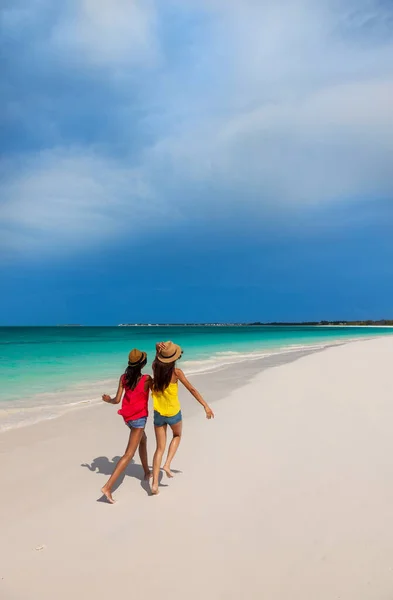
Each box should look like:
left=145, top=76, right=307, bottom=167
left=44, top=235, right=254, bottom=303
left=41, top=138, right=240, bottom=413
left=144, top=374, right=153, bottom=391
left=102, top=376, right=124, bottom=405
left=175, top=369, right=214, bottom=419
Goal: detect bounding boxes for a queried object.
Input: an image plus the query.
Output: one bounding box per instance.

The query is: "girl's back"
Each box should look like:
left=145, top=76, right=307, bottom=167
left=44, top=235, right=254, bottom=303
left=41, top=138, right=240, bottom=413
left=118, top=374, right=149, bottom=422
left=152, top=375, right=180, bottom=417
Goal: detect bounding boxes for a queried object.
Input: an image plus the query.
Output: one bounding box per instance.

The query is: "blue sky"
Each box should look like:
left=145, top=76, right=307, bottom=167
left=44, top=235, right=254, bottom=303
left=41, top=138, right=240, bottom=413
left=1, top=0, right=393, bottom=324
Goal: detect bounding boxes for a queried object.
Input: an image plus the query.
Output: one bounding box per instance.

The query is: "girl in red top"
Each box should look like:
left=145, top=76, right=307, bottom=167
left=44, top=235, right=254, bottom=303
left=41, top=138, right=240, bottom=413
left=101, top=349, right=152, bottom=503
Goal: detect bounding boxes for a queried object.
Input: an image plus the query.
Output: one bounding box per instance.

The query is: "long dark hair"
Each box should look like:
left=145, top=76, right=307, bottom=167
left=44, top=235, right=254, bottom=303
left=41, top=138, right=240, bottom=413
left=124, top=358, right=147, bottom=391
left=152, top=359, right=176, bottom=392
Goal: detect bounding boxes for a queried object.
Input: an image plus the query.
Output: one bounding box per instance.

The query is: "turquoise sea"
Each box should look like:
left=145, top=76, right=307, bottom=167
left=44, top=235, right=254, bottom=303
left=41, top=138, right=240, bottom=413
left=1, top=325, right=393, bottom=430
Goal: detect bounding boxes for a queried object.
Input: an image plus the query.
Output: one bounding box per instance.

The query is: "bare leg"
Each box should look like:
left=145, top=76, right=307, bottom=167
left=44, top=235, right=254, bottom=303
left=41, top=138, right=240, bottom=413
left=101, top=428, right=144, bottom=503
left=163, top=421, right=182, bottom=478
left=138, top=432, right=151, bottom=479
left=151, top=425, right=167, bottom=495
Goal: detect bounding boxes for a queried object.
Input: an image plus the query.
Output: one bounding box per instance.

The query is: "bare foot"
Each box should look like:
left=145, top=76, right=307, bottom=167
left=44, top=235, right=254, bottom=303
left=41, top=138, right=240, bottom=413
left=163, top=465, right=174, bottom=478
left=101, top=486, right=115, bottom=504
left=151, top=481, right=159, bottom=495
left=144, top=470, right=152, bottom=480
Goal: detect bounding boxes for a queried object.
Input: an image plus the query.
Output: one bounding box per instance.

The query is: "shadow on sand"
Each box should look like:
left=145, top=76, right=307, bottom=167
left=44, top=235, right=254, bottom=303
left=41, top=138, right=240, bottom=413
left=81, top=456, right=168, bottom=501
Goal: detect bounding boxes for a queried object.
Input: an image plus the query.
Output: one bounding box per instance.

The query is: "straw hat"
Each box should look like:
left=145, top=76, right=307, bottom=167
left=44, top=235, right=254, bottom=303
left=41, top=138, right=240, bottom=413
left=156, top=341, right=182, bottom=363
left=128, top=348, right=147, bottom=366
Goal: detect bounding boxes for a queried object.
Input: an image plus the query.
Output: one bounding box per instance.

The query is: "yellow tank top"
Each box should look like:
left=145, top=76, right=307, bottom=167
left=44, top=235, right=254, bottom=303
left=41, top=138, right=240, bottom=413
left=152, top=382, right=181, bottom=417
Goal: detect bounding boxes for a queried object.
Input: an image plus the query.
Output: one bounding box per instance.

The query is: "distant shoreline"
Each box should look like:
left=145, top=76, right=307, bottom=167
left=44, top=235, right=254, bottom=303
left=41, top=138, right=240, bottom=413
left=118, top=322, right=393, bottom=327
left=2, top=322, right=393, bottom=328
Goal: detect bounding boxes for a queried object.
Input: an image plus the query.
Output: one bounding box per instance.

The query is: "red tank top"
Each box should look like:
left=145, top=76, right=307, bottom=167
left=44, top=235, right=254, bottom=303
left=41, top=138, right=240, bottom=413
left=117, top=374, right=149, bottom=422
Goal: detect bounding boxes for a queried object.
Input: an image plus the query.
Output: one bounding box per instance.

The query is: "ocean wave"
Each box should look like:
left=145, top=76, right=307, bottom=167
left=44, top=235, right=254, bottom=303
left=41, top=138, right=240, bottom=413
left=181, top=340, right=344, bottom=376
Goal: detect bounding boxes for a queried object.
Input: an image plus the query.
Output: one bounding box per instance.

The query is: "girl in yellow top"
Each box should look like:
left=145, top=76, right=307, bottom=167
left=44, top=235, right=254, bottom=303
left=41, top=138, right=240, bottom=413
left=151, top=341, right=214, bottom=495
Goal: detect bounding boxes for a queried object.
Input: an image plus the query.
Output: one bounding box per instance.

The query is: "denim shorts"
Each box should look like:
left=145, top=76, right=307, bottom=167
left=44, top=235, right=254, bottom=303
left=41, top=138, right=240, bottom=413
left=154, top=410, right=182, bottom=427
left=126, top=416, right=147, bottom=429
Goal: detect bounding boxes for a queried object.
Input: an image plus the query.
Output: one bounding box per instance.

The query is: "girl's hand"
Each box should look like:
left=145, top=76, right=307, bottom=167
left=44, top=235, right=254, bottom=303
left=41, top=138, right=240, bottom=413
left=205, top=406, right=214, bottom=419
left=156, top=341, right=167, bottom=354
left=102, top=394, right=112, bottom=403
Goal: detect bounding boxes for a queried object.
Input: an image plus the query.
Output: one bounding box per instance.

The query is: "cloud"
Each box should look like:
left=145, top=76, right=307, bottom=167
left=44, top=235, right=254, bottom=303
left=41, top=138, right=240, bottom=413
left=151, top=79, right=393, bottom=205
left=1, top=0, right=393, bottom=258
left=0, top=149, right=156, bottom=257
left=51, top=0, right=159, bottom=69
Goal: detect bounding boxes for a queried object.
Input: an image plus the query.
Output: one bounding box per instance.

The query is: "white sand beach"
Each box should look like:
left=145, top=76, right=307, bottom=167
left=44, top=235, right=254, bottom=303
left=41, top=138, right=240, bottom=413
left=1, top=337, right=393, bottom=599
